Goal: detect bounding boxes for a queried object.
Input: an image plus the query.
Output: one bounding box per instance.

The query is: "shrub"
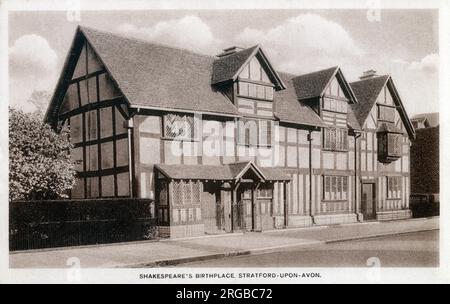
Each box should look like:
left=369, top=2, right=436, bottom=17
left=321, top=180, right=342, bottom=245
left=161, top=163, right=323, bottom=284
left=9, top=107, right=76, bottom=201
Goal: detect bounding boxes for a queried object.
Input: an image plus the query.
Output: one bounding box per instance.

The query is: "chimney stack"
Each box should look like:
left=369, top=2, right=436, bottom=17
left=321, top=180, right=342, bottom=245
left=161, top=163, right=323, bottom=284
left=359, top=69, right=378, bottom=80
left=216, top=46, right=245, bottom=57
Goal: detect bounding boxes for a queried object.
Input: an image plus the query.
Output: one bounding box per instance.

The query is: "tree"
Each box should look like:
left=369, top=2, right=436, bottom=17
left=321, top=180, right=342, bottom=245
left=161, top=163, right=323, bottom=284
left=9, top=107, right=76, bottom=201
left=27, top=90, right=52, bottom=116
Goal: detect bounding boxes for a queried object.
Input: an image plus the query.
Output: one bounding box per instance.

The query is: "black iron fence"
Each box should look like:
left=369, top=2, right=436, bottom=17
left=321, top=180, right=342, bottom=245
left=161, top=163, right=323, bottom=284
left=10, top=198, right=157, bottom=251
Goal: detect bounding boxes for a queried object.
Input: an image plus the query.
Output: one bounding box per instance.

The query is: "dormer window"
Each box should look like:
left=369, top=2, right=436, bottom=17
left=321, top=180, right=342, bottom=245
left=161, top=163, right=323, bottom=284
left=323, top=97, right=348, bottom=113
left=238, top=82, right=274, bottom=101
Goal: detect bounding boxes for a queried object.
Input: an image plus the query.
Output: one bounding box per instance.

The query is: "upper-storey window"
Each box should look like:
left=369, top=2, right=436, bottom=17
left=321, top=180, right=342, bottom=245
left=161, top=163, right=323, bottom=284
left=237, top=119, right=272, bottom=147
left=322, top=97, right=348, bottom=113
left=163, top=113, right=194, bottom=140
left=377, top=131, right=402, bottom=163
left=238, top=82, right=274, bottom=101
left=323, top=127, right=348, bottom=151
left=378, top=104, right=395, bottom=122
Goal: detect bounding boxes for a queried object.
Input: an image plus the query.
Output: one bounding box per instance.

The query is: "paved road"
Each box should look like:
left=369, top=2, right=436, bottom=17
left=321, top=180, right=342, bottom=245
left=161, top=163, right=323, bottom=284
left=176, top=230, right=439, bottom=267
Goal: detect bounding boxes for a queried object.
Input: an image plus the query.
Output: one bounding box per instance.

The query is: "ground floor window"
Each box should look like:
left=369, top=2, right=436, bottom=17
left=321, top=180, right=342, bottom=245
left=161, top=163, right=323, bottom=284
left=172, top=180, right=201, bottom=205
left=257, top=183, right=273, bottom=199
left=387, top=176, right=402, bottom=199
left=323, top=175, right=348, bottom=201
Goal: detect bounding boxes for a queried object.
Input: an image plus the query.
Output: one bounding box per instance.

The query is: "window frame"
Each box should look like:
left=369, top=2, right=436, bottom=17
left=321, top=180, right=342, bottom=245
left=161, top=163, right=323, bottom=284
left=163, top=113, right=195, bottom=141
left=323, top=175, right=348, bottom=202
left=323, top=127, right=348, bottom=152
left=386, top=176, right=402, bottom=200
left=237, top=118, right=273, bottom=148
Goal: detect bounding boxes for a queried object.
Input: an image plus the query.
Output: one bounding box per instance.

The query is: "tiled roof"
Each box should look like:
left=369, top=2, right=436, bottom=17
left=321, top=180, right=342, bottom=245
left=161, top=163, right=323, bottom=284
left=211, top=46, right=259, bottom=84
left=80, top=26, right=240, bottom=117
left=46, top=26, right=373, bottom=133
left=291, top=66, right=338, bottom=100
left=155, top=162, right=291, bottom=181
left=274, top=72, right=326, bottom=127
left=349, top=75, right=390, bottom=127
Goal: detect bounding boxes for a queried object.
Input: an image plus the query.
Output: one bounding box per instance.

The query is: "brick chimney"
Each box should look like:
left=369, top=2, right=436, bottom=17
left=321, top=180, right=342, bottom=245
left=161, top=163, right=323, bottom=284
left=216, top=46, right=245, bottom=57
left=359, top=69, right=378, bottom=80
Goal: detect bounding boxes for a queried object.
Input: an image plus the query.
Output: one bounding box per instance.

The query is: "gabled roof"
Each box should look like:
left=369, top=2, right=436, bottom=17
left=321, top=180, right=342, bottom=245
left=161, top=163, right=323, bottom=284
left=291, top=66, right=358, bottom=103
left=155, top=162, right=291, bottom=181
left=411, top=112, right=439, bottom=127
left=350, top=75, right=415, bottom=139
left=45, top=26, right=240, bottom=125
left=349, top=75, right=389, bottom=127
left=274, top=72, right=326, bottom=127
left=211, top=45, right=286, bottom=90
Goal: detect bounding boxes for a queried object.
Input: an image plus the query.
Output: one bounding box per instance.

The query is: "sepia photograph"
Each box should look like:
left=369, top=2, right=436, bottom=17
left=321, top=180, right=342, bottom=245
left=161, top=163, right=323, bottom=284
left=0, top=0, right=447, bottom=285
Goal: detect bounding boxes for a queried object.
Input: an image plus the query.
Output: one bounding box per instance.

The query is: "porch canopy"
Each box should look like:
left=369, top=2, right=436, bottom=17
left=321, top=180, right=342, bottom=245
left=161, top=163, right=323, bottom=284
left=154, top=161, right=291, bottom=182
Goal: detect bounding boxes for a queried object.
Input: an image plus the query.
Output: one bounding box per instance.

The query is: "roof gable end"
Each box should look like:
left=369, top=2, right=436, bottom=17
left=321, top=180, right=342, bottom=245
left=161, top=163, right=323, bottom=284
left=211, top=45, right=286, bottom=90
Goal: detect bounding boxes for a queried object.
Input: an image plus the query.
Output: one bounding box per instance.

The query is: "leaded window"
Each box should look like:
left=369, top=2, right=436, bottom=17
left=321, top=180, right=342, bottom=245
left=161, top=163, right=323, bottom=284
left=164, top=113, right=194, bottom=140
left=323, top=128, right=348, bottom=151
left=323, top=176, right=348, bottom=201
left=387, top=176, right=402, bottom=199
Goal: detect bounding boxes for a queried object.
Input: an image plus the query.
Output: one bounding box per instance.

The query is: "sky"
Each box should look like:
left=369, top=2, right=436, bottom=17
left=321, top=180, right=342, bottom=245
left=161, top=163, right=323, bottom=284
left=8, top=9, right=439, bottom=116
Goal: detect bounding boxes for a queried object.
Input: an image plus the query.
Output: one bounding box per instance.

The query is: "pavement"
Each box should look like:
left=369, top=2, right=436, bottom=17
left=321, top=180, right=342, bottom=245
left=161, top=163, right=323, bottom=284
left=9, top=216, right=439, bottom=268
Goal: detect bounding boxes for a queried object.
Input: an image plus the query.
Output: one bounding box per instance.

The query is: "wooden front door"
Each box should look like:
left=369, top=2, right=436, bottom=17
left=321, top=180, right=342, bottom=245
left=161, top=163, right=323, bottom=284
left=361, top=183, right=376, bottom=220
left=235, top=185, right=252, bottom=231
left=201, top=182, right=224, bottom=234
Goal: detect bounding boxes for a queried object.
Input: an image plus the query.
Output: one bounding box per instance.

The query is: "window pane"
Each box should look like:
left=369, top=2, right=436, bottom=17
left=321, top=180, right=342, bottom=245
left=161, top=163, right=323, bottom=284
left=343, top=177, right=348, bottom=200
left=164, top=113, right=194, bottom=139
left=337, top=177, right=342, bottom=200
left=331, top=177, right=337, bottom=200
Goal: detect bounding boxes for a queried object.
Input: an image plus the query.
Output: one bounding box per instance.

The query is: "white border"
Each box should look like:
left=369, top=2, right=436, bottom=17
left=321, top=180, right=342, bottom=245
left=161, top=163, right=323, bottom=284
left=1, top=0, right=449, bottom=284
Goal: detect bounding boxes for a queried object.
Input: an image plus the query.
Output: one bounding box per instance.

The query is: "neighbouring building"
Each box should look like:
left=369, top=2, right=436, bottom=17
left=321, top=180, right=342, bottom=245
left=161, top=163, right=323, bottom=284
left=44, top=27, right=416, bottom=238
left=410, top=113, right=439, bottom=202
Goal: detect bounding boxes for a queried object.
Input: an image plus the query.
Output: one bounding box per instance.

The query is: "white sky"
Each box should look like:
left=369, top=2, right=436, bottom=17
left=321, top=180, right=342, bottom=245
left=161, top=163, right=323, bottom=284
left=8, top=9, right=439, bottom=116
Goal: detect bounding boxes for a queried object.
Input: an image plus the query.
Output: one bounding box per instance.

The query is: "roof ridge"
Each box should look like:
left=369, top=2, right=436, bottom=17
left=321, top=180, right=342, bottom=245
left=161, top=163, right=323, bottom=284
left=79, top=25, right=219, bottom=60
left=292, top=66, right=338, bottom=79
left=349, top=74, right=389, bottom=84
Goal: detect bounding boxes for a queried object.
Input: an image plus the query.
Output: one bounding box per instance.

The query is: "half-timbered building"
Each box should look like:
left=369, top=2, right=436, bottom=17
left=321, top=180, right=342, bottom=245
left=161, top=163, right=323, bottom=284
left=45, top=27, right=415, bottom=237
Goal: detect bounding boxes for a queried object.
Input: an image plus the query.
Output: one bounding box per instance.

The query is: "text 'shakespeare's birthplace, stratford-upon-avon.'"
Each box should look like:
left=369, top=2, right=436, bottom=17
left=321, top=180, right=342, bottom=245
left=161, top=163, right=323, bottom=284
left=45, top=26, right=415, bottom=238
